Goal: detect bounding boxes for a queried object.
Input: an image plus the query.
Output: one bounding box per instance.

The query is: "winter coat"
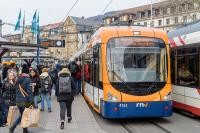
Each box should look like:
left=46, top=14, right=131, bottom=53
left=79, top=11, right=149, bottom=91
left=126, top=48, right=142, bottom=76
left=55, top=72, right=76, bottom=102
left=30, top=76, right=41, bottom=96
left=40, top=72, right=52, bottom=94
left=68, top=62, right=78, bottom=78
left=15, top=73, right=33, bottom=106
left=75, top=65, right=82, bottom=80
left=1, top=79, right=16, bottom=106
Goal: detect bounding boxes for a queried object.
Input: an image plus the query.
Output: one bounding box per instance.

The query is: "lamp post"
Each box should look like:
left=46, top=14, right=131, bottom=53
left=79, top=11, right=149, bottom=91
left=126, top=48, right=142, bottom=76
left=150, top=0, right=153, bottom=27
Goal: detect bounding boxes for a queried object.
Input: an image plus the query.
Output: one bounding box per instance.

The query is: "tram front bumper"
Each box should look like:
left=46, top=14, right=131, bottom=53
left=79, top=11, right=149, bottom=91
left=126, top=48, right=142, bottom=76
left=101, top=100, right=172, bottom=118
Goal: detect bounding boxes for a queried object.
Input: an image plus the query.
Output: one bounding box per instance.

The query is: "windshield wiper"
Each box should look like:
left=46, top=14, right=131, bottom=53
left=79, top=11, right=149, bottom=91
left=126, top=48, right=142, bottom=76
left=146, top=71, right=166, bottom=95
left=111, top=70, right=133, bottom=92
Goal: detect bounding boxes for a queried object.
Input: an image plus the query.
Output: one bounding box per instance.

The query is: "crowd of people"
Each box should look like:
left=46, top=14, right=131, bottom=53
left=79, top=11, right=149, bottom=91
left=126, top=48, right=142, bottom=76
left=0, top=58, right=82, bottom=132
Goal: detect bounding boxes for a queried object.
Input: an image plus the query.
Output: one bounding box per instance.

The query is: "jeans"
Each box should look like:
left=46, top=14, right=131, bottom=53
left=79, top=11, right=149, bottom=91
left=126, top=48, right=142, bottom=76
left=0, top=101, right=8, bottom=125
left=77, top=80, right=81, bottom=93
left=59, top=100, right=73, bottom=121
left=41, top=93, right=51, bottom=111
left=10, top=106, right=28, bottom=132
left=34, top=96, right=38, bottom=108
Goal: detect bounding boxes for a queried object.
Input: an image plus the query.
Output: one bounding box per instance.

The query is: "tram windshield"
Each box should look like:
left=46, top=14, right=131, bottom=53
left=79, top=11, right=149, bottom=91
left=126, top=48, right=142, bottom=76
left=107, top=37, right=167, bottom=83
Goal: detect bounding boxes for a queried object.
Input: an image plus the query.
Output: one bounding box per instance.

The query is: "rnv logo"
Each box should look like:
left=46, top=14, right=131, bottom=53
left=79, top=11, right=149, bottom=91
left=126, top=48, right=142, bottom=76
left=136, top=103, right=148, bottom=108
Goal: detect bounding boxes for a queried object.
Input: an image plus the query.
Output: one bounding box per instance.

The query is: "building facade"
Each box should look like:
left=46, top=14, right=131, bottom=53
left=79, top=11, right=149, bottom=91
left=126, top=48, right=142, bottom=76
left=63, top=16, right=100, bottom=59
left=103, top=0, right=200, bottom=32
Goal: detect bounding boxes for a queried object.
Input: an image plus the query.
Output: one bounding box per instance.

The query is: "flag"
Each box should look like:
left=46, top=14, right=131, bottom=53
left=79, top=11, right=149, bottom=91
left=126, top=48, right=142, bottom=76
left=14, top=9, right=21, bottom=31
left=37, top=13, right=40, bottom=35
left=31, top=10, right=37, bottom=33
left=22, top=11, right=25, bottom=38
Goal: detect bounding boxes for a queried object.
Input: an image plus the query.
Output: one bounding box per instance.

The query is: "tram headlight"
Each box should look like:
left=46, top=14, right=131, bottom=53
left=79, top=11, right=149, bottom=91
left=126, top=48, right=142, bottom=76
left=107, top=92, right=118, bottom=102
left=164, top=92, right=172, bottom=101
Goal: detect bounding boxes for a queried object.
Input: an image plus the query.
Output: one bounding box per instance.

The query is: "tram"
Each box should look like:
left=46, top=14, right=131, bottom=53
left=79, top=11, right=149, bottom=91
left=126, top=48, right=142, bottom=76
left=168, top=20, right=200, bottom=116
left=79, top=26, right=172, bottom=118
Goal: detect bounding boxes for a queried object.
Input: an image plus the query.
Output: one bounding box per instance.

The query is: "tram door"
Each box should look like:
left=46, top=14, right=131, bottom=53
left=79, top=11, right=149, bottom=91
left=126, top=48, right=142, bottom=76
left=93, top=45, right=100, bottom=108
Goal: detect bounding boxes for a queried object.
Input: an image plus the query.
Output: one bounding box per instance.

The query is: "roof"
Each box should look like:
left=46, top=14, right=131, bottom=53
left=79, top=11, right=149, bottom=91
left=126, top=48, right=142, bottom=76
left=168, top=19, right=200, bottom=38
left=0, top=37, right=8, bottom=42
left=41, top=22, right=64, bottom=31
left=71, top=16, right=101, bottom=27
left=103, top=0, right=169, bottom=19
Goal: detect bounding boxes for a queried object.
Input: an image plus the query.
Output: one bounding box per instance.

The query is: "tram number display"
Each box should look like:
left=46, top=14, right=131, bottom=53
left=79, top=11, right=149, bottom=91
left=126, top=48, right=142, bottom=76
left=119, top=103, right=128, bottom=108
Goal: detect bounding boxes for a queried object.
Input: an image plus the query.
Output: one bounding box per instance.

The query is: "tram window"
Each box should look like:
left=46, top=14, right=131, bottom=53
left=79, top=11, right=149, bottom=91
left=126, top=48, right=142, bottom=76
left=175, top=48, right=199, bottom=87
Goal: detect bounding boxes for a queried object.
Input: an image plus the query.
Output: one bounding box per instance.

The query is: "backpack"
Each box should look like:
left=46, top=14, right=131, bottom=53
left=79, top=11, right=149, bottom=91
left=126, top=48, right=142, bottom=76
left=41, top=76, right=51, bottom=93
left=69, top=63, right=78, bottom=74
left=59, top=76, right=71, bottom=94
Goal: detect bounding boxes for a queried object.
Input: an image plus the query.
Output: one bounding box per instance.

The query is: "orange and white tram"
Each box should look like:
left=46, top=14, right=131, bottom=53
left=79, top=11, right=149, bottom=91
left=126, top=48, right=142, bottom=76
left=79, top=26, right=172, bottom=118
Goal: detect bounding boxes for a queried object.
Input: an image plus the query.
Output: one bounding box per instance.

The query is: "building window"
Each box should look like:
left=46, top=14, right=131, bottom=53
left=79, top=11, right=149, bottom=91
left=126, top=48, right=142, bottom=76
left=148, top=10, right=151, bottom=18
left=188, top=2, right=194, bottom=10
left=193, top=14, right=197, bottom=20
left=141, top=12, right=145, bottom=18
left=166, top=18, right=170, bottom=25
left=151, top=21, right=154, bottom=27
left=179, top=4, right=186, bottom=12
left=144, top=22, right=147, bottom=27
left=170, top=6, right=176, bottom=14
left=158, top=20, right=162, bottom=26
left=175, top=17, right=179, bottom=24
left=155, top=9, right=160, bottom=16
left=183, top=16, right=187, bottom=23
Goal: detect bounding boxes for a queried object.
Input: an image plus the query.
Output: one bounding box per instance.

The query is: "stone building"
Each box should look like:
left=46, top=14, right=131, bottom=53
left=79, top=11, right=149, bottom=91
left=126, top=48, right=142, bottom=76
left=103, top=0, right=200, bottom=32
left=63, top=16, right=100, bottom=59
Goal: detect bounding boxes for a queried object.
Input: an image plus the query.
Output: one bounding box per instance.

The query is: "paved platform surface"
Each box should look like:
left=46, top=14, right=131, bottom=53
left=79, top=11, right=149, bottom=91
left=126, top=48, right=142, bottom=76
left=0, top=94, right=106, bottom=133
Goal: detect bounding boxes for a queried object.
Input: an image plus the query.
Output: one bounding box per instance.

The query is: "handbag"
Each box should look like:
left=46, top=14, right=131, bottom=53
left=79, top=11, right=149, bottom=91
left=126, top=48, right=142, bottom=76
left=20, top=105, right=40, bottom=128
left=7, top=106, right=20, bottom=126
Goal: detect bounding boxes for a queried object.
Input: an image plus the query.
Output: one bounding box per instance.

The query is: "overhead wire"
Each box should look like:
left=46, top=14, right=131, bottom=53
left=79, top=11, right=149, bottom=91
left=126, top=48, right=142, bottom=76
left=62, top=0, right=80, bottom=22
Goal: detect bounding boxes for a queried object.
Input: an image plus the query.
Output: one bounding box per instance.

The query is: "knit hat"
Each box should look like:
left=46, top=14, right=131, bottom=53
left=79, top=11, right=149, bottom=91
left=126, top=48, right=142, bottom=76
left=22, top=64, right=29, bottom=74
left=42, top=68, right=48, bottom=73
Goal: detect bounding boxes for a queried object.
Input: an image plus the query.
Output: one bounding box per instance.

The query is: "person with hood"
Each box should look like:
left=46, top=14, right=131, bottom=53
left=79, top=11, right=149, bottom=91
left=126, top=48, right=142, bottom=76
left=30, top=69, right=41, bottom=108
left=9, top=64, right=33, bottom=133
left=1, top=70, right=17, bottom=126
left=55, top=68, right=76, bottom=130
left=49, top=64, right=62, bottom=91
left=40, top=68, right=52, bottom=112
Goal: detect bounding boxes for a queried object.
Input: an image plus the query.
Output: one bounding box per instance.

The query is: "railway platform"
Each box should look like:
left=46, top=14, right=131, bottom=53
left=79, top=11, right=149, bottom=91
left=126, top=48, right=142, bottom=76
left=0, top=94, right=106, bottom=133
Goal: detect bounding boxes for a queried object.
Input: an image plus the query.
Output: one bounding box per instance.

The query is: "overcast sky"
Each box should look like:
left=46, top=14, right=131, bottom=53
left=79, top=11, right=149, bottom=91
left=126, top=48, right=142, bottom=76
left=0, top=0, right=161, bottom=35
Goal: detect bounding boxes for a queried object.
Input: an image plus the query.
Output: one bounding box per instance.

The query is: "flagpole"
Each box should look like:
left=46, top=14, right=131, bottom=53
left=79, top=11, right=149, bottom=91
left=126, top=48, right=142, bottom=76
left=36, top=12, right=40, bottom=65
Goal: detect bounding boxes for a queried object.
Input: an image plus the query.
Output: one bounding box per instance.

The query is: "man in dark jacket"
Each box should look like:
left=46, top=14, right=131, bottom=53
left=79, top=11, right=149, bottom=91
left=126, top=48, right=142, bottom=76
left=9, top=64, right=33, bottom=133
left=55, top=68, right=76, bottom=130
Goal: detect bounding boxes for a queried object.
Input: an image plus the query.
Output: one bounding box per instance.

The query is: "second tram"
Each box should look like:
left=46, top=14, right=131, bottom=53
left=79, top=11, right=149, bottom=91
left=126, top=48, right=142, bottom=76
left=169, top=20, right=200, bottom=117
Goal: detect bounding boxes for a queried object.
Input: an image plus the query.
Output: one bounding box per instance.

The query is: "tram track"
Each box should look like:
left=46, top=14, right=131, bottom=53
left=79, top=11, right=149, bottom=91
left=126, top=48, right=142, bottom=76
left=120, top=119, right=171, bottom=133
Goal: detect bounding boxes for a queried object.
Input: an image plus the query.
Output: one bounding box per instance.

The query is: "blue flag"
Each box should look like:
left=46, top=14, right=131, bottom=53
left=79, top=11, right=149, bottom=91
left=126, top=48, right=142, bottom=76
left=31, top=10, right=37, bottom=33
left=22, top=11, right=25, bottom=37
left=14, top=9, right=21, bottom=31
left=37, top=13, right=40, bottom=35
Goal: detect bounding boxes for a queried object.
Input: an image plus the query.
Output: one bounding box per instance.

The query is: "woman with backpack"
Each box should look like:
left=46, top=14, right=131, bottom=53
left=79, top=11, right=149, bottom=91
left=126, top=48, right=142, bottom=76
left=30, top=69, right=41, bottom=108
left=55, top=68, right=76, bottom=130
left=40, top=68, right=52, bottom=112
